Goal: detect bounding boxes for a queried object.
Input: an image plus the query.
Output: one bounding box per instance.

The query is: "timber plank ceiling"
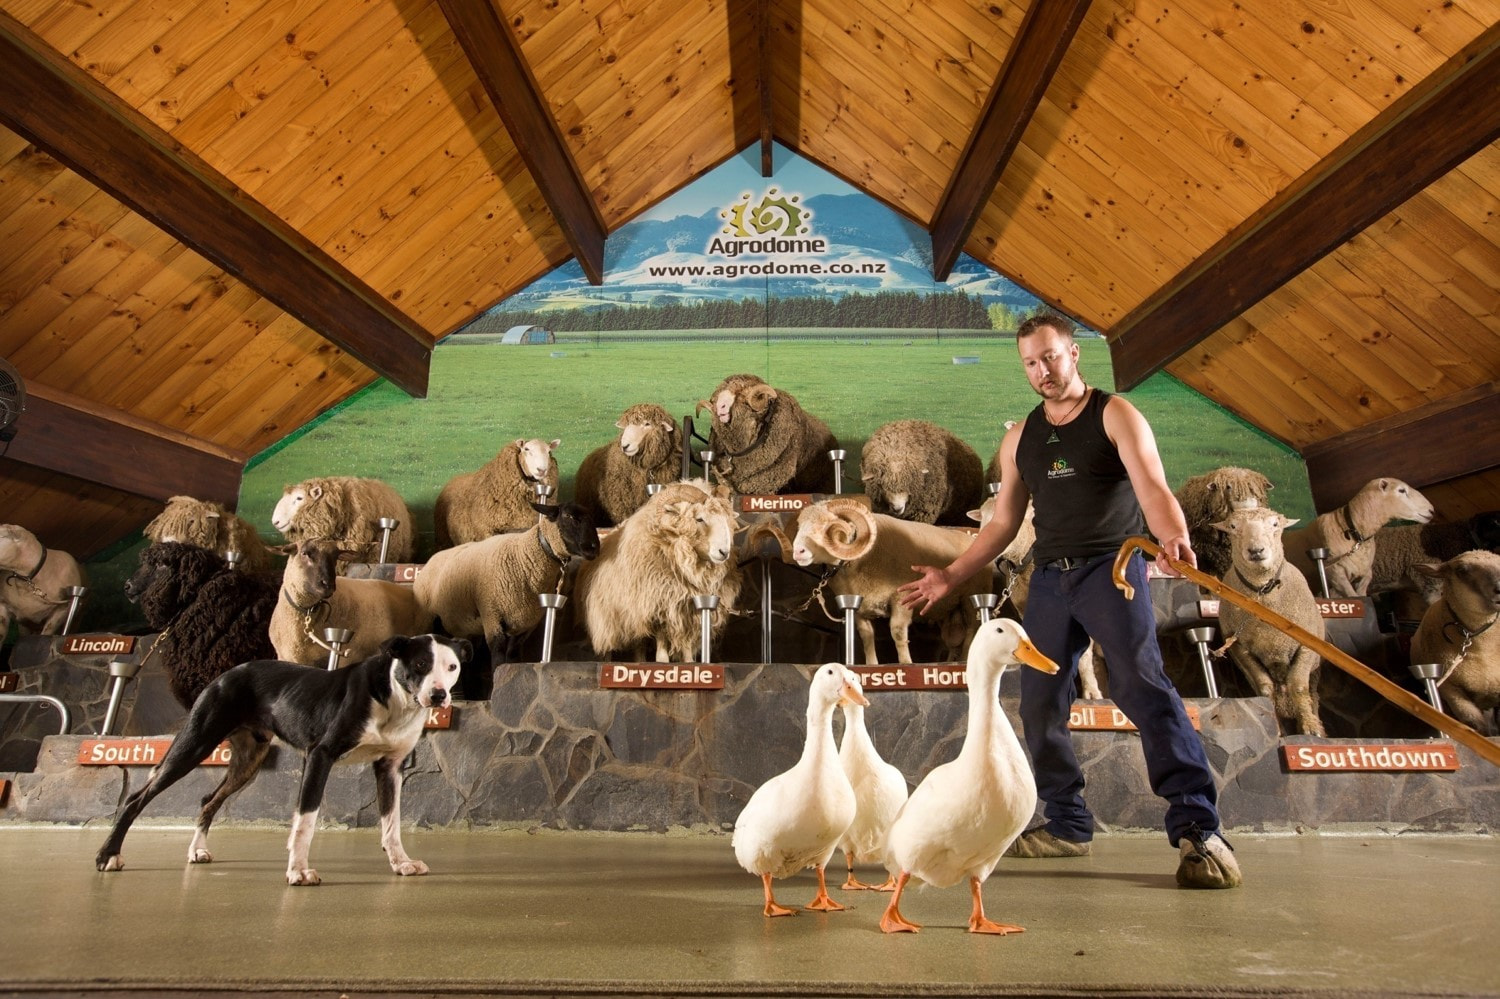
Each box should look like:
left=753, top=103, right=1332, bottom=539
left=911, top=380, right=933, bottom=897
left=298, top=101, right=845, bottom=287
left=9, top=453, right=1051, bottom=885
left=0, top=0, right=1496, bottom=558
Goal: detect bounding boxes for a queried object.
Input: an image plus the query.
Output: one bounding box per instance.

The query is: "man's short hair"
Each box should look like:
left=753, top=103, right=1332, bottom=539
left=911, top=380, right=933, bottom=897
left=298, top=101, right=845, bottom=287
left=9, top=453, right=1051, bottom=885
left=1017, top=312, right=1076, bottom=340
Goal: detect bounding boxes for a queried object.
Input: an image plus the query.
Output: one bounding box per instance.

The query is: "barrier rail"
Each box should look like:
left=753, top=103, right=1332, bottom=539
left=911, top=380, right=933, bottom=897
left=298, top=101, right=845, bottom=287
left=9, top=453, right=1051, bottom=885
left=0, top=692, right=71, bottom=735
left=1112, top=536, right=1500, bottom=769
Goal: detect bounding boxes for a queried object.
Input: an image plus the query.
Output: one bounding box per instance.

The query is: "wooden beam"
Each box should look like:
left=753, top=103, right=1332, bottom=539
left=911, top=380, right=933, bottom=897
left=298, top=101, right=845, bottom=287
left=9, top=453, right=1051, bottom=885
left=759, top=0, right=774, bottom=177
left=0, top=13, right=433, bottom=399
left=1109, top=24, right=1500, bottom=391
left=1300, top=383, right=1500, bottom=511
left=438, top=0, right=606, bottom=285
left=3, top=382, right=246, bottom=507
left=929, top=0, right=1092, bottom=281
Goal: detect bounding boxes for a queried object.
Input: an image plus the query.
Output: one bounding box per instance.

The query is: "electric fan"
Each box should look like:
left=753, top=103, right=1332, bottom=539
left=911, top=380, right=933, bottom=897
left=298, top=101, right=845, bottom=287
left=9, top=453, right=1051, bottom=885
left=0, top=357, right=25, bottom=443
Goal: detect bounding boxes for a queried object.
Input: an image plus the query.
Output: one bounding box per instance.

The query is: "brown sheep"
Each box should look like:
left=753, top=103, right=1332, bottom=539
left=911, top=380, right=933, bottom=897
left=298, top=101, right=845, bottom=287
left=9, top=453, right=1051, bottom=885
left=704, top=377, right=837, bottom=494
left=860, top=419, right=984, bottom=526
left=1284, top=478, right=1435, bottom=596
left=1411, top=550, right=1500, bottom=736
left=435, top=438, right=561, bottom=548
left=1175, top=467, right=1275, bottom=579
left=0, top=524, right=86, bottom=637
left=271, top=476, right=413, bottom=564
left=144, top=495, right=274, bottom=573
left=573, top=404, right=683, bottom=527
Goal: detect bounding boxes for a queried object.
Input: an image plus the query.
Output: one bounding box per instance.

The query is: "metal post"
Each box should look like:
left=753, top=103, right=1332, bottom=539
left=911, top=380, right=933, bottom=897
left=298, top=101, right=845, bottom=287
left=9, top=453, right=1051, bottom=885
left=693, top=594, right=720, bottom=662
left=969, top=592, right=1000, bottom=624
left=1185, top=626, right=1220, bottom=698
left=646, top=483, right=663, bottom=496
left=322, top=628, right=353, bottom=670
left=225, top=550, right=243, bottom=570
left=987, top=481, right=1001, bottom=496
left=828, top=449, right=846, bottom=494
left=61, top=585, right=87, bottom=635
left=835, top=594, right=863, bottom=666
left=101, top=659, right=142, bottom=736
left=538, top=593, right=567, bottom=663
left=1308, top=547, right=1331, bottom=599
left=760, top=558, right=774, bottom=664
left=377, top=518, right=399, bottom=563
left=698, top=450, right=715, bottom=482
left=1409, top=662, right=1444, bottom=713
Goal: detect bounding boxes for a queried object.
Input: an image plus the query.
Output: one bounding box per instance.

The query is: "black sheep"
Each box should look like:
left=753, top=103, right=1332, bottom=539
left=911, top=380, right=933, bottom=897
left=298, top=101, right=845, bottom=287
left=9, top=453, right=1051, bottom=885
left=125, top=542, right=279, bottom=708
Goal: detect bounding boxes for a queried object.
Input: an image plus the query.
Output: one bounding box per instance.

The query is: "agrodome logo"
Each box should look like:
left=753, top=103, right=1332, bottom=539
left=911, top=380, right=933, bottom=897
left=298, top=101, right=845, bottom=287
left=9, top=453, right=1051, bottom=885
left=707, top=187, right=827, bottom=259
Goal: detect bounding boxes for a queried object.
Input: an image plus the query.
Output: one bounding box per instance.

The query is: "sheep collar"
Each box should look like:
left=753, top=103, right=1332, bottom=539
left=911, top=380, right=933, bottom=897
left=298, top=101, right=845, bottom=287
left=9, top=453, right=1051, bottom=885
left=3, top=546, right=47, bottom=585
left=281, top=587, right=328, bottom=617
left=1336, top=503, right=1367, bottom=545
left=1233, top=564, right=1283, bottom=597
left=1441, top=601, right=1498, bottom=663
left=536, top=527, right=569, bottom=574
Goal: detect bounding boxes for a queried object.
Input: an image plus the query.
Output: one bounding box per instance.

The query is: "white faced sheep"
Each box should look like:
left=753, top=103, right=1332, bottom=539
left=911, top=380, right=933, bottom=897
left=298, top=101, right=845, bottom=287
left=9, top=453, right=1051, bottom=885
left=269, top=540, right=434, bottom=668
left=1410, top=550, right=1500, bottom=736
left=860, top=419, right=985, bottom=526
left=271, top=476, right=414, bottom=564
left=703, top=375, right=838, bottom=495
left=1370, top=511, right=1500, bottom=609
left=0, top=524, right=86, bottom=637
left=1283, top=477, right=1435, bottom=597
left=144, top=495, right=274, bottom=572
left=1213, top=508, right=1326, bottom=736
left=434, top=438, right=561, bottom=548
left=413, top=501, right=600, bottom=664
left=1174, top=466, right=1275, bottom=579
left=791, top=498, right=991, bottom=665
left=573, top=480, right=743, bottom=662
left=573, top=404, right=683, bottom=527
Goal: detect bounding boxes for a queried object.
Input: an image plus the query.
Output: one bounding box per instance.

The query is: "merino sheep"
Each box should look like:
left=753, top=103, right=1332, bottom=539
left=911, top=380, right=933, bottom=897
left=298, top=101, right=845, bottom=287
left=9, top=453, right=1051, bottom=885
left=1175, top=467, right=1275, bottom=579
left=414, top=501, right=600, bottom=664
left=574, top=480, right=743, bottom=662
left=144, top=495, right=274, bottom=572
left=434, top=438, right=561, bottom=548
left=269, top=540, right=434, bottom=668
left=574, top=404, right=683, bottom=527
left=1214, top=508, right=1325, bottom=736
left=271, top=476, right=413, bottom=564
left=703, top=375, right=837, bottom=494
left=124, top=542, right=278, bottom=708
left=1410, top=550, right=1500, bottom=736
left=1370, top=511, right=1500, bottom=607
left=860, top=420, right=985, bottom=526
left=791, top=498, right=990, bottom=665
left=1283, top=477, right=1435, bottom=597
left=0, top=524, right=86, bottom=637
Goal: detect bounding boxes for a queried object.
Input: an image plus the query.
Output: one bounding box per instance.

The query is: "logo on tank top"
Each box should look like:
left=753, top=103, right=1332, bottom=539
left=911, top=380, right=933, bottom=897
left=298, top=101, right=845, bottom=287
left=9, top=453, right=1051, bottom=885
left=1048, top=458, right=1075, bottom=481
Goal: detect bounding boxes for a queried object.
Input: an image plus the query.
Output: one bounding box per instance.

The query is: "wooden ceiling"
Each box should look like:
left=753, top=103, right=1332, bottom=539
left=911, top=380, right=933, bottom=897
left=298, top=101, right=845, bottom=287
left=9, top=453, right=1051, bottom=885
left=1, top=0, right=1497, bottom=558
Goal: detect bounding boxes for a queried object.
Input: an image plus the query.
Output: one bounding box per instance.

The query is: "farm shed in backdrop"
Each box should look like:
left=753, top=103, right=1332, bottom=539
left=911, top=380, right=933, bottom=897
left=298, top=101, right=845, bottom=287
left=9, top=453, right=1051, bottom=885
left=500, top=326, right=555, bottom=345
left=0, top=0, right=1496, bottom=557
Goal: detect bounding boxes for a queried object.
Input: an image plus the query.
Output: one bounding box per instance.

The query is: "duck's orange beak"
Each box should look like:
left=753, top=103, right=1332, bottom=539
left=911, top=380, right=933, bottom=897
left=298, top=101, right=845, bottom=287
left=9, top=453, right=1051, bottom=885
left=1016, top=638, right=1060, bottom=675
left=840, top=678, right=870, bottom=707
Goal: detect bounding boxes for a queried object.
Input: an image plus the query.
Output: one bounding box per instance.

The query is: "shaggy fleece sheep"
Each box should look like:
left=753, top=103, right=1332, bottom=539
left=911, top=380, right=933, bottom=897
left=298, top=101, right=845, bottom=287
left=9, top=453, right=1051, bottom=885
left=704, top=375, right=837, bottom=494
left=435, top=438, right=560, bottom=547
left=1283, top=477, right=1434, bottom=597
left=574, top=404, right=683, bottom=526
left=1411, top=550, right=1500, bottom=736
left=0, top=524, right=85, bottom=637
left=860, top=419, right=984, bottom=526
left=271, top=476, right=413, bottom=564
left=144, top=495, right=274, bottom=572
left=1175, top=466, right=1275, bottom=579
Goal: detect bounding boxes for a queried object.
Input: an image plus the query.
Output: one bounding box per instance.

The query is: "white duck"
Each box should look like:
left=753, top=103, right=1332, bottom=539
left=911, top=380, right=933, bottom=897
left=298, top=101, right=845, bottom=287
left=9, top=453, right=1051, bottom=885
left=880, top=618, right=1059, bottom=934
left=837, top=672, right=909, bottom=891
left=733, top=663, right=868, bottom=916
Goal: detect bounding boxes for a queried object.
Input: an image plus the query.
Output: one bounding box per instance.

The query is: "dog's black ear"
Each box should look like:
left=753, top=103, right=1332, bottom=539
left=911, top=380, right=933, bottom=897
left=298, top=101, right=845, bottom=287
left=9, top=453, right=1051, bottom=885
left=380, top=635, right=415, bottom=660
left=450, top=637, right=473, bottom=663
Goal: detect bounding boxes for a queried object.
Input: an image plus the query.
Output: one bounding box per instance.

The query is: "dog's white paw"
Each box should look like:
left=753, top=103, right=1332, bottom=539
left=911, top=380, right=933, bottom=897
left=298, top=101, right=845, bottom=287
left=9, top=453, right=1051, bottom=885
left=287, top=868, right=321, bottom=886
left=98, top=855, right=124, bottom=872
left=189, top=849, right=213, bottom=864
left=392, top=859, right=428, bottom=877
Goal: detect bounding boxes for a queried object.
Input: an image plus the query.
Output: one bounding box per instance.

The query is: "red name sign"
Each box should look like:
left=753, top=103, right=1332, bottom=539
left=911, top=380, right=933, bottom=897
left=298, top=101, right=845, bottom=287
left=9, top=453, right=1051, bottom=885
left=737, top=494, right=814, bottom=514
left=1197, top=599, right=1366, bottom=619
left=1071, top=702, right=1201, bottom=732
left=1282, top=742, right=1459, bottom=772
left=390, top=563, right=425, bottom=583
left=0, top=673, right=17, bottom=693
left=599, top=663, right=724, bottom=690
left=425, top=705, right=452, bottom=729
left=850, top=664, right=970, bottom=691
left=61, top=635, right=138, bottom=656
left=77, top=739, right=231, bottom=766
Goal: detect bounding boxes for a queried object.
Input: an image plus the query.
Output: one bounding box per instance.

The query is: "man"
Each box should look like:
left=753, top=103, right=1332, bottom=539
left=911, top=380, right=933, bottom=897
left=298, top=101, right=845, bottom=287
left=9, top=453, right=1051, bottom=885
left=897, top=312, right=1241, bottom=889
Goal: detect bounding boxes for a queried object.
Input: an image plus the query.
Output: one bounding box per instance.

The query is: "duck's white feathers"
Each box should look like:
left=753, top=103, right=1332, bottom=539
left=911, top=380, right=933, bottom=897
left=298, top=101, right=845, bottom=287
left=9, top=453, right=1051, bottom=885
left=838, top=699, right=909, bottom=863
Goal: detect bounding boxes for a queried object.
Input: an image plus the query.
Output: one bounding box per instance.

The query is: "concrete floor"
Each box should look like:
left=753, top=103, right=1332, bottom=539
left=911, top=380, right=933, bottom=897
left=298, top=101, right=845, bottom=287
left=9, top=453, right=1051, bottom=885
left=0, top=825, right=1495, bottom=998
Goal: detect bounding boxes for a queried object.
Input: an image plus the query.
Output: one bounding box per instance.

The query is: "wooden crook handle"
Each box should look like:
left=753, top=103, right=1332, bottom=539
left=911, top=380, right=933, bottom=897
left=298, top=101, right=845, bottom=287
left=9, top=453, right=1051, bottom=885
left=1113, top=536, right=1500, bottom=769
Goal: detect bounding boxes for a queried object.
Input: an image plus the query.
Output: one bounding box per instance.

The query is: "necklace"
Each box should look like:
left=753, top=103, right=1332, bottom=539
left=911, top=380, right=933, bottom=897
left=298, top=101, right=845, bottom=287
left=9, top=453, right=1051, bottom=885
left=1045, top=386, right=1089, bottom=426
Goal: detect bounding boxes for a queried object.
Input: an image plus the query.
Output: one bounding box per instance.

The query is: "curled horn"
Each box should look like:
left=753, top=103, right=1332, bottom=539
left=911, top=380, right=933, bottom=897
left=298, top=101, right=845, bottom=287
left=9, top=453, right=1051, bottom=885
left=820, top=499, right=877, bottom=561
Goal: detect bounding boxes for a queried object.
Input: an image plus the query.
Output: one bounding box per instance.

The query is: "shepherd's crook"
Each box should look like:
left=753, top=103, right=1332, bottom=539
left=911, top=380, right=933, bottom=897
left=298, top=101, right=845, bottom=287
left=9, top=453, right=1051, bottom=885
left=1112, top=536, right=1500, bottom=770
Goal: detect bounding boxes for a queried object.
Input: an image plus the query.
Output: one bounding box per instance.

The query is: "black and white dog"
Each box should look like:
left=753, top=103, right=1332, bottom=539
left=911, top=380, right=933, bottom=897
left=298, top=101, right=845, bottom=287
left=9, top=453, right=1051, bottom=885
left=95, top=634, right=471, bottom=886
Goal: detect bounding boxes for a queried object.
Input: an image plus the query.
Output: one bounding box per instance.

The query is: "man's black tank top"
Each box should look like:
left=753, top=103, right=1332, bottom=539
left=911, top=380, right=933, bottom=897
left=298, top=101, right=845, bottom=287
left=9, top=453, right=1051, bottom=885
left=1015, top=388, right=1145, bottom=562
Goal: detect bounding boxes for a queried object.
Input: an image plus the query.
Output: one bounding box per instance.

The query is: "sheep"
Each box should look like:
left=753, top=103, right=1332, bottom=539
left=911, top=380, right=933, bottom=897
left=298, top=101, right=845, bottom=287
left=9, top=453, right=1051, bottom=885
left=434, top=438, right=561, bottom=548
left=573, top=404, right=683, bottom=527
left=1369, top=511, right=1500, bottom=607
left=790, top=498, right=991, bottom=665
left=0, top=524, right=86, bottom=637
left=414, top=501, right=601, bottom=664
left=703, top=375, right=837, bottom=495
left=1174, top=467, right=1275, bottom=579
left=573, top=479, right=743, bottom=662
left=271, top=476, right=414, bottom=564
left=1213, top=508, right=1326, bottom=736
left=1410, top=550, right=1500, bottom=736
left=144, top=495, right=274, bottom=572
left=1283, top=477, right=1435, bottom=597
left=124, top=542, right=278, bottom=708
left=859, top=419, right=985, bottom=526
left=268, top=539, right=434, bottom=668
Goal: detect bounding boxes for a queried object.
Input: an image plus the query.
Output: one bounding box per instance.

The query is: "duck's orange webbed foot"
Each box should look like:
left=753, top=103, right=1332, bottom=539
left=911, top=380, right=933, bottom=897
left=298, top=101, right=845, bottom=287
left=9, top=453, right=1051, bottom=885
left=804, top=864, right=847, bottom=911
left=968, top=876, right=1024, bottom=935
left=879, top=871, right=921, bottom=933
left=760, top=873, right=797, bottom=917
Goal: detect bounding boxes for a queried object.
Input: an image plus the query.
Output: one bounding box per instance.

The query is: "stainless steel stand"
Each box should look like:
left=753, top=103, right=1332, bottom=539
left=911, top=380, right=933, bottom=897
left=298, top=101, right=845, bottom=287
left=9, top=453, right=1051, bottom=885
left=693, top=594, right=720, bottom=662
left=101, top=659, right=143, bottom=736
left=835, top=594, right=863, bottom=666
left=322, top=627, right=353, bottom=670
left=1185, top=625, right=1220, bottom=698
left=538, top=593, right=567, bottom=663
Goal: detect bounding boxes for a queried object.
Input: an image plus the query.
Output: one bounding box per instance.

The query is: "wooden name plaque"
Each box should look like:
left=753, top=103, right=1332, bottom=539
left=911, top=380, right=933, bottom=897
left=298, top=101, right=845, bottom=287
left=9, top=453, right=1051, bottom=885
left=425, top=705, right=453, bottom=729
left=78, top=739, right=231, bottom=767
left=0, top=673, right=18, bottom=693
left=1070, top=702, right=1201, bottom=732
left=61, top=634, right=138, bottom=656
left=850, top=664, right=970, bottom=691
left=599, top=664, right=724, bottom=690
left=1282, top=742, right=1459, bottom=772
left=1197, top=598, right=1366, bottom=619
